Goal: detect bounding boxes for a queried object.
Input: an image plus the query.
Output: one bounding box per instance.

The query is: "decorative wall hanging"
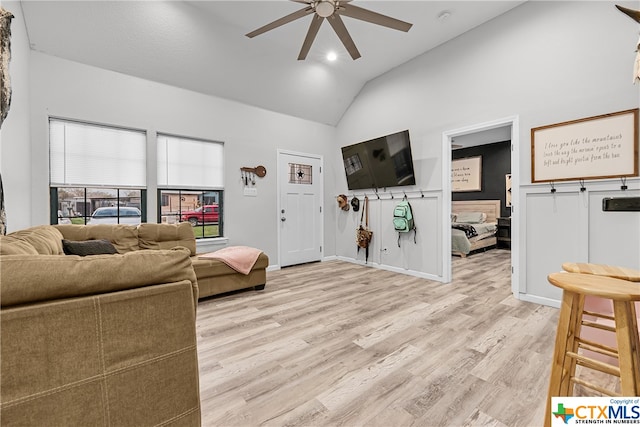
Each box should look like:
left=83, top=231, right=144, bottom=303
left=452, top=156, right=482, bottom=192
left=615, top=4, right=640, bottom=83
left=0, top=6, right=13, bottom=235
left=531, top=108, right=639, bottom=183
left=240, top=165, right=267, bottom=186
left=0, top=7, right=13, bottom=128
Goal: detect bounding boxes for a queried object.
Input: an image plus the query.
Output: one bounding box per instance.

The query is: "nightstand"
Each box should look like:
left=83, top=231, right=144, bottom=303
left=496, top=217, right=511, bottom=250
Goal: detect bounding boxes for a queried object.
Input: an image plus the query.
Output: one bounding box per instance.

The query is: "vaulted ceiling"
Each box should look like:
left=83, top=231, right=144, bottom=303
left=20, top=1, right=526, bottom=126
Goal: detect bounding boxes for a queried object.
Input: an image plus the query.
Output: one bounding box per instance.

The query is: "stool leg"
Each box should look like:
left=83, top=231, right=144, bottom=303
left=612, top=301, right=640, bottom=395
left=631, top=304, right=640, bottom=391
left=563, top=293, right=584, bottom=396
left=545, top=290, right=583, bottom=427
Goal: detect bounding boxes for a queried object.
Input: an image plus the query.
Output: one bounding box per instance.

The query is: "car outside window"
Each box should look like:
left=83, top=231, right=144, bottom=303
left=88, top=206, right=142, bottom=225
left=51, top=187, right=146, bottom=225
left=158, top=190, right=223, bottom=239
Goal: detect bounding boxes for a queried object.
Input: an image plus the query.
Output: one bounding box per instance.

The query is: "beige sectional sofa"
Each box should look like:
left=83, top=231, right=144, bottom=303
left=0, top=222, right=268, bottom=425
left=55, top=222, right=269, bottom=299
left=1, top=225, right=201, bottom=426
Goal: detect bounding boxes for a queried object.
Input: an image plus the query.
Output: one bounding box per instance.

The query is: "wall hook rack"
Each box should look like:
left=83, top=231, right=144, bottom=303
left=550, top=182, right=556, bottom=193
left=240, top=165, right=267, bottom=178
left=620, top=177, right=628, bottom=191
left=579, top=179, right=586, bottom=192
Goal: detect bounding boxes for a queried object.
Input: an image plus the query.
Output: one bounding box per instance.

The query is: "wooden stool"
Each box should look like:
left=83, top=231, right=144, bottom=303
left=544, top=272, right=640, bottom=427
left=562, top=262, right=640, bottom=282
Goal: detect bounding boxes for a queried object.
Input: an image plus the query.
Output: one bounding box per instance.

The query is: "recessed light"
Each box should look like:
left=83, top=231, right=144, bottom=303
left=438, top=11, right=451, bottom=22
left=327, top=51, right=337, bottom=61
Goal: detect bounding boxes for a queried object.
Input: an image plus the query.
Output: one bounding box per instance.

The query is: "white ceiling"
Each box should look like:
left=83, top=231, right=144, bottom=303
left=20, top=1, right=526, bottom=126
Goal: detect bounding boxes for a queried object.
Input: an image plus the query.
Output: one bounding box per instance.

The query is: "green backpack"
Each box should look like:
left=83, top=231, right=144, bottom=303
left=393, top=196, right=416, bottom=247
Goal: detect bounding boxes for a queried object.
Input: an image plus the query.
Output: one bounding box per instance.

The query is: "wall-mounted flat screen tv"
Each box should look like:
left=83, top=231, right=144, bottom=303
left=341, top=130, right=416, bottom=190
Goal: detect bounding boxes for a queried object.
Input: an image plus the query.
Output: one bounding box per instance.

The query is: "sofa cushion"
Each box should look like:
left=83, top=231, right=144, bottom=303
left=0, top=235, right=39, bottom=255
left=55, top=224, right=140, bottom=253
left=7, top=225, right=64, bottom=255
left=62, top=239, right=118, bottom=256
left=1, top=247, right=197, bottom=307
left=138, top=223, right=196, bottom=256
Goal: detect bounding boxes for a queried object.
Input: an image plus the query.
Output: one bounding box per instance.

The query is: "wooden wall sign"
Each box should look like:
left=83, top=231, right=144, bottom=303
left=452, top=156, right=482, bottom=192
left=531, top=108, right=639, bottom=183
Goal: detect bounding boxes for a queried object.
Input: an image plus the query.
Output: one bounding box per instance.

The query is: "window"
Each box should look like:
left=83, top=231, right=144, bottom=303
left=157, top=134, right=224, bottom=238
left=288, top=163, right=312, bottom=184
left=51, top=187, right=147, bottom=225
left=49, top=118, right=147, bottom=224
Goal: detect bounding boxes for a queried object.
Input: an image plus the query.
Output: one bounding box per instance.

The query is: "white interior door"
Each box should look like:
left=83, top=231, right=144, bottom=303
left=278, top=151, right=323, bottom=267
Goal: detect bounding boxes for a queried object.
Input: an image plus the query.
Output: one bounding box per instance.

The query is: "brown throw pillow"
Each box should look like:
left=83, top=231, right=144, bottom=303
left=62, top=239, right=118, bottom=256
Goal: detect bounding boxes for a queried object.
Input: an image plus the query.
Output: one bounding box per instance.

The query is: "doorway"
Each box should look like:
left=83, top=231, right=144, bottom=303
left=277, top=150, right=324, bottom=267
left=442, top=116, right=520, bottom=298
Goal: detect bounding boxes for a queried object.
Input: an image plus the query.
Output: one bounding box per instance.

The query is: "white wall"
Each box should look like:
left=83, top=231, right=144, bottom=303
left=0, top=1, right=31, bottom=232
left=334, top=1, right=640, bottom=303
left=26, top=52, right=337, bottom=265
left=522, top=181, right=640, bottom=306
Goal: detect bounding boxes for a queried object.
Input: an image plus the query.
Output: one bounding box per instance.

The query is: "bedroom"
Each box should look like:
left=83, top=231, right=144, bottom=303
left=451, top=135, right=512, bottom=259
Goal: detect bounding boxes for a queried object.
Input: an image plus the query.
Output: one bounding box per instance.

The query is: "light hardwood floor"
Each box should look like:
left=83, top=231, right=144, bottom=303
left=196, top=249, right=559, bottom=426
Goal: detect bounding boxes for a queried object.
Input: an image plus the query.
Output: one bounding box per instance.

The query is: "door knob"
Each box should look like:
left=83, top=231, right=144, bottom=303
left=281, top=217, right=286, bottom=222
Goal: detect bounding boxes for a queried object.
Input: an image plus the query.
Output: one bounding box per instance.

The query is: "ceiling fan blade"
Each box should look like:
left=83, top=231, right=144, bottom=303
left=246, top=6, right=314, bottom=38
left=327, top=14, right=360, bottom=60
left=339, top=4, right=412, bottom=32
left=298, top=15, right=324, bottom=60
left=290, top=0, right=312, bottom=4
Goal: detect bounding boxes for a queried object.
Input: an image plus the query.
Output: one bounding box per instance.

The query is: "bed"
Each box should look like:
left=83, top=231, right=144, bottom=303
left=451, top=200, right=500, bottom=257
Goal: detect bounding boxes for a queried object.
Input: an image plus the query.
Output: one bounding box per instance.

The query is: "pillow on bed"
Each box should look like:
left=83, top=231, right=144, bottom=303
left=455, top=211, right=485, bottom=224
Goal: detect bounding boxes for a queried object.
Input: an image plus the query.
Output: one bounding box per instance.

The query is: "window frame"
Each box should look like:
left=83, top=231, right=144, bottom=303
left=156, top=133, right=225, bottom=240
left=157, top=189, right=224, bottom=239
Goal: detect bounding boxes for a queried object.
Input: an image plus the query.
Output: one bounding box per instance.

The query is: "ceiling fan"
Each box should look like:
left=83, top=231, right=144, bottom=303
left=245, top=0, right=413, bottom=60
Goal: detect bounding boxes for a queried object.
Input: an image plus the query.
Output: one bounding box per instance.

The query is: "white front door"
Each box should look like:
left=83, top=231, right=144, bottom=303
left=278, top=151, right=323, bottom=267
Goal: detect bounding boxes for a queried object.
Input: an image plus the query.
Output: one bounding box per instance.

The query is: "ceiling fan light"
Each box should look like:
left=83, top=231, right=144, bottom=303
left=315, top=1, right=335, bottom=18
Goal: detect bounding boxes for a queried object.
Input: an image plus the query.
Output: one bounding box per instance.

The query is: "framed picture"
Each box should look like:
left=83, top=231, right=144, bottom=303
left=452, top=156, right=482, bottom=192
left=531, top=108, right=639, bottom=183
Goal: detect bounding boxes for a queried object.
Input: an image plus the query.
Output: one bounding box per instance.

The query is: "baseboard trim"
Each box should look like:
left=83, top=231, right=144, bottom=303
left=518, top=293, right=560, bottom=308
left=334, top=256, right=445, bottom=283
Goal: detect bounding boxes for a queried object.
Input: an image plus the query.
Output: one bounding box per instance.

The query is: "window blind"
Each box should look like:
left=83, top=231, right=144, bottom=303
left=49, top=119, right=146, bottom=187
left=157, top=134, right=224, bottom=188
